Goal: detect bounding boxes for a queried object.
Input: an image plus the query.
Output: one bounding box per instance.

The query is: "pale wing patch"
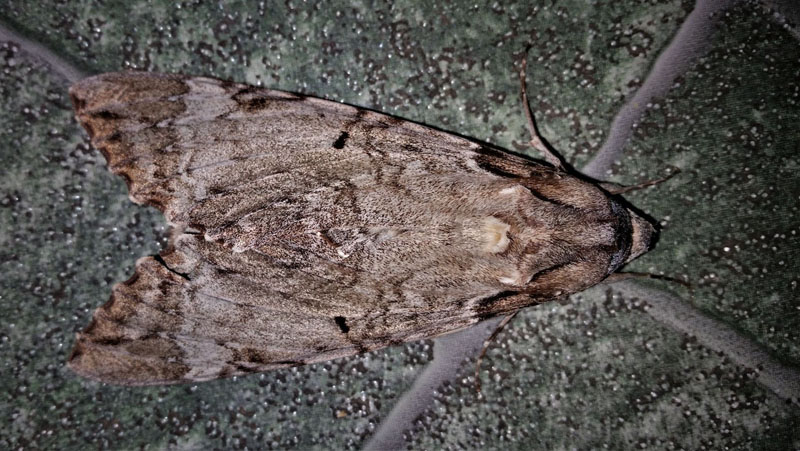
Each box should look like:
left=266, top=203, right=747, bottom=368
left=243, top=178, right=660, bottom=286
left=498, top=269, right=524, bottom=286
left=499, top=186, right=522, bottom=196
left=482, top=216, right=511, bottom=254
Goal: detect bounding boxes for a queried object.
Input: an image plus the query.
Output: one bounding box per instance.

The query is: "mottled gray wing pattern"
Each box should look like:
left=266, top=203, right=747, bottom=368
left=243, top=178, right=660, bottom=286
left=68, top=72, right=618, bottom=385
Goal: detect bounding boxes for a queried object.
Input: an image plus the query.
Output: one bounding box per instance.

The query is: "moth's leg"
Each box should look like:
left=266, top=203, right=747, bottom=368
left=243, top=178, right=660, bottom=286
left=474, top=310, right=520, bottom=392
left=604, top=271, right=692, bottom=289
left=605, top=272, right=694, bottom=307
left=519, top=56, right=567, bottom=171
left=599, top=167, right=680, bottom=195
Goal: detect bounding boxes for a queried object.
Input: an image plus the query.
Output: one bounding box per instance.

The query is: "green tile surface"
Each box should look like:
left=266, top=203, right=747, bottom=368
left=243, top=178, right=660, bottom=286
left=1, top=0, right=798, bottom=449
left=626, top=4, right=800, bottom=364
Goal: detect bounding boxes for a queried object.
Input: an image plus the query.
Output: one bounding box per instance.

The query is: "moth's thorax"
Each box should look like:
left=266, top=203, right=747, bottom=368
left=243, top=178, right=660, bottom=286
left=477, top=180, right=655, bottom=295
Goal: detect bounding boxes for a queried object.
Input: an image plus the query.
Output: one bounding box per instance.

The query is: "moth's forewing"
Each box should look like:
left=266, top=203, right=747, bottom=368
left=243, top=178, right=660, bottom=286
left=68, top=72, right=652, bottom=385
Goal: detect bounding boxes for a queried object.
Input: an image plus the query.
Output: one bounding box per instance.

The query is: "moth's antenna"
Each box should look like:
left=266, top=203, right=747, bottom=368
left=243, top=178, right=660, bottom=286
left=599, top=167, right=681, bottom=195
left=518, top=48, right=567, bottom=171
left=604, top=272, right=695, bottom=304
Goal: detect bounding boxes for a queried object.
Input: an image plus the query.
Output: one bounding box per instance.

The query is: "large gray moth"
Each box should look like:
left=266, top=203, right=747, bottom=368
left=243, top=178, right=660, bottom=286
left=68, top=71, right=657, bottom=386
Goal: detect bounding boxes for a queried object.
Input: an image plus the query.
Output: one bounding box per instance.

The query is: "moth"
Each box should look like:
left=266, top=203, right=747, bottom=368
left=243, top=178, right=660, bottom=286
left=68, top=68, right=659, bottom=386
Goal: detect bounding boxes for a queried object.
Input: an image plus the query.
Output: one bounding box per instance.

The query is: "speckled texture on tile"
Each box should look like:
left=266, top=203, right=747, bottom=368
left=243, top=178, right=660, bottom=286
left=1, top=0, right=798, bottom=449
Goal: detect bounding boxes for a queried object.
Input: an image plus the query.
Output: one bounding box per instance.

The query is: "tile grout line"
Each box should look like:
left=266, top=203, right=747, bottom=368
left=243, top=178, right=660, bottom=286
left=363, top=320, right=501, bottom=451
left=0, top=18, right=87, bottom=84
left=581, top=0, right=738, bottom=180
left=616, top=281, right=800, bottom=404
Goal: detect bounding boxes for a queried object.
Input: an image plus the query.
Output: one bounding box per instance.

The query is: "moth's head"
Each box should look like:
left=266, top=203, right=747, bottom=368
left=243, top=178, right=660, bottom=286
left=606, top=202, right=657, bottom=274
left=625, top=208, right=656, bottom=264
